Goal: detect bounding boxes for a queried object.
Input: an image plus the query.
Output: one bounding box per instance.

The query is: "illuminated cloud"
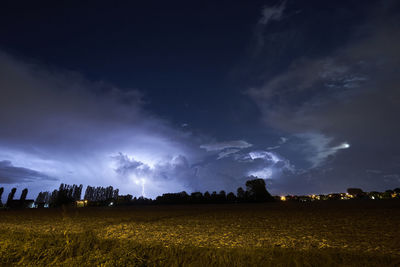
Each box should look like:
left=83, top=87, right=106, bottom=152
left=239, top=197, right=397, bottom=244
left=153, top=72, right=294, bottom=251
left=249, top=151, right=280, bottom=162
left=226, top=150, right=295, bottom=181
left=1, top=0, right=399, bottom=200
left=217, top=149, right=241, bottom=160
left=111, top=152, right=195, bottom=197
left=297, top=133, right=350, bottom=168
left=200, top=140, right=252, bottom=152
left=0, top=51, right=198, bottom=199
left=0, top=49, right=295, bottom=199
left=248, top=167, right=272, bottom=179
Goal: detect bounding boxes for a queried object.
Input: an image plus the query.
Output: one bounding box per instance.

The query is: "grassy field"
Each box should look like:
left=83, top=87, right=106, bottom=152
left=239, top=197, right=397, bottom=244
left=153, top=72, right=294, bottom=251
left=0, top=201, right=399, bottom=266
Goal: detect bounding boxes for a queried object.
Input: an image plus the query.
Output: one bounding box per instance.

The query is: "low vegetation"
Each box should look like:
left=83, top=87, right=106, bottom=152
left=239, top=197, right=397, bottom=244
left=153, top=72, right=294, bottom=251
left=1, top=201, right=399, bottom=266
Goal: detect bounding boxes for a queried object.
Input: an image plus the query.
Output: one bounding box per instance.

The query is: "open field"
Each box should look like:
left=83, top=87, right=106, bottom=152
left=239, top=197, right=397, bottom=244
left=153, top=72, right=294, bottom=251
left=1, top=201, right=400, bottom=266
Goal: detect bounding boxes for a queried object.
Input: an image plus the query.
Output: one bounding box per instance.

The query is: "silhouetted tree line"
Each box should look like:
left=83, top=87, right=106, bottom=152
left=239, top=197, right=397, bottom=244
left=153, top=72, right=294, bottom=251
left=51, top=183, right=83, bottom=207
left=1, top=178, right=274, bottom=208
left=35, top=184, right=120, bottom=207
left=84, top=186, right=119, bottom=202
left=3, top=178, right=398, bottom=209
left=346, top=187, right=400, bottom=200
left=35, top=184, right=83, bottom=207
left=154, top=178, right=274, bottom=204
left=0, top=187, right=34, bottom=208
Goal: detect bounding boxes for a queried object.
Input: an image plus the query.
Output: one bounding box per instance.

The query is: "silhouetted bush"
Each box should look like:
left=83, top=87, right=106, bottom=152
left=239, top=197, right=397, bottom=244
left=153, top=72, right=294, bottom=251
left=190, top=192, right=204, bottom=203
left=115, top=194, right=133, bottom=206
left=237, top=187, right=245, bottom=201
left=203, top=191, right=211, bottom=202
left=226, top=192, right=236, bottom=202
left=383, top=190, right=394, bottom=199
left=156, top=191, right=190, bottom=204
left=218, top=190, right=227, bottom=202
left=245, top=178, right=274, bottom=202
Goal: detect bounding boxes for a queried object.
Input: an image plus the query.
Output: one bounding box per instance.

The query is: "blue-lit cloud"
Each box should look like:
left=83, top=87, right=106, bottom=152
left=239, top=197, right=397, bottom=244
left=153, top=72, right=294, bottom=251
left=2, top=1, right=399, bottom=201
left=200, top=140, right=252, bottom=152
left=0, top=50, right=202, bottom=199
left=0, top=51, right=293, bottom=201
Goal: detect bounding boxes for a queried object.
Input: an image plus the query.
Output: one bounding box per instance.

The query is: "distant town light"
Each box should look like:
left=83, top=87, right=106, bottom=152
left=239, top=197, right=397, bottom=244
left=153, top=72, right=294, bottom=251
left=280, top=196, right=286, bottom=201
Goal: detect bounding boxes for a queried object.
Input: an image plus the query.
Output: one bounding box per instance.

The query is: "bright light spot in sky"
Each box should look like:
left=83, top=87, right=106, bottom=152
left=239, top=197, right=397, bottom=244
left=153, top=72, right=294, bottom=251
left=336, top=142, right=350, bottom=149
left=342, top=142, right=350, bottom=148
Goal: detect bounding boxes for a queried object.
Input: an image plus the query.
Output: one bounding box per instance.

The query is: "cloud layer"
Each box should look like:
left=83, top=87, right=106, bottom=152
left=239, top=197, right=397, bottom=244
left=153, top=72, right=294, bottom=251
left=0, top=160, right=57, bottom=184
left=0, top=51, right=201, bottom=199
left=0, top=51, right=289, bottom=201
left=247, top=1, right=400, bottom=192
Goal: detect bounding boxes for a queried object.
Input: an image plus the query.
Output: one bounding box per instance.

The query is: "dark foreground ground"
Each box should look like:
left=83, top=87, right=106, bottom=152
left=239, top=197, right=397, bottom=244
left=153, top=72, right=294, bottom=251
left=0, top=200, right=399, bottom=266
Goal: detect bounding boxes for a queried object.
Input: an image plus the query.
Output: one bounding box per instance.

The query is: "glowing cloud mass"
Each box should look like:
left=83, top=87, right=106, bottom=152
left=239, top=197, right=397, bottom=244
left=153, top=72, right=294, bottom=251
left=1, top=1, right=400, bottom=200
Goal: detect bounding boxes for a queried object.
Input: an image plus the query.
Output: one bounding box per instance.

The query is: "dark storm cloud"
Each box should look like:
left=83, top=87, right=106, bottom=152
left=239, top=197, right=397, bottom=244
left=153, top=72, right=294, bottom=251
left=3, top=1, right=398, bottom=199
left=0, top=50, right=204, bottom=198
left=0, top=49, right=287, bottom=199
left=247, top=1, right=400, bottom=192
left=0, top=160, right=57, bottom=184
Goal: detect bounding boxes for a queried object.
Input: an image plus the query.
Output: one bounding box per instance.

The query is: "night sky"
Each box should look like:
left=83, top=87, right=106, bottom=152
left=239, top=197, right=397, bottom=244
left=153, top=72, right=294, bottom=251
left=1, top=0, right=400, bottom=200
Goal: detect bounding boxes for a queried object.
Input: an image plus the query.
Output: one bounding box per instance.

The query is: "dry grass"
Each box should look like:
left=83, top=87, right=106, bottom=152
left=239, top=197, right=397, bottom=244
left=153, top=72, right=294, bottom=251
left=1, top=201, right=399, bottom=266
